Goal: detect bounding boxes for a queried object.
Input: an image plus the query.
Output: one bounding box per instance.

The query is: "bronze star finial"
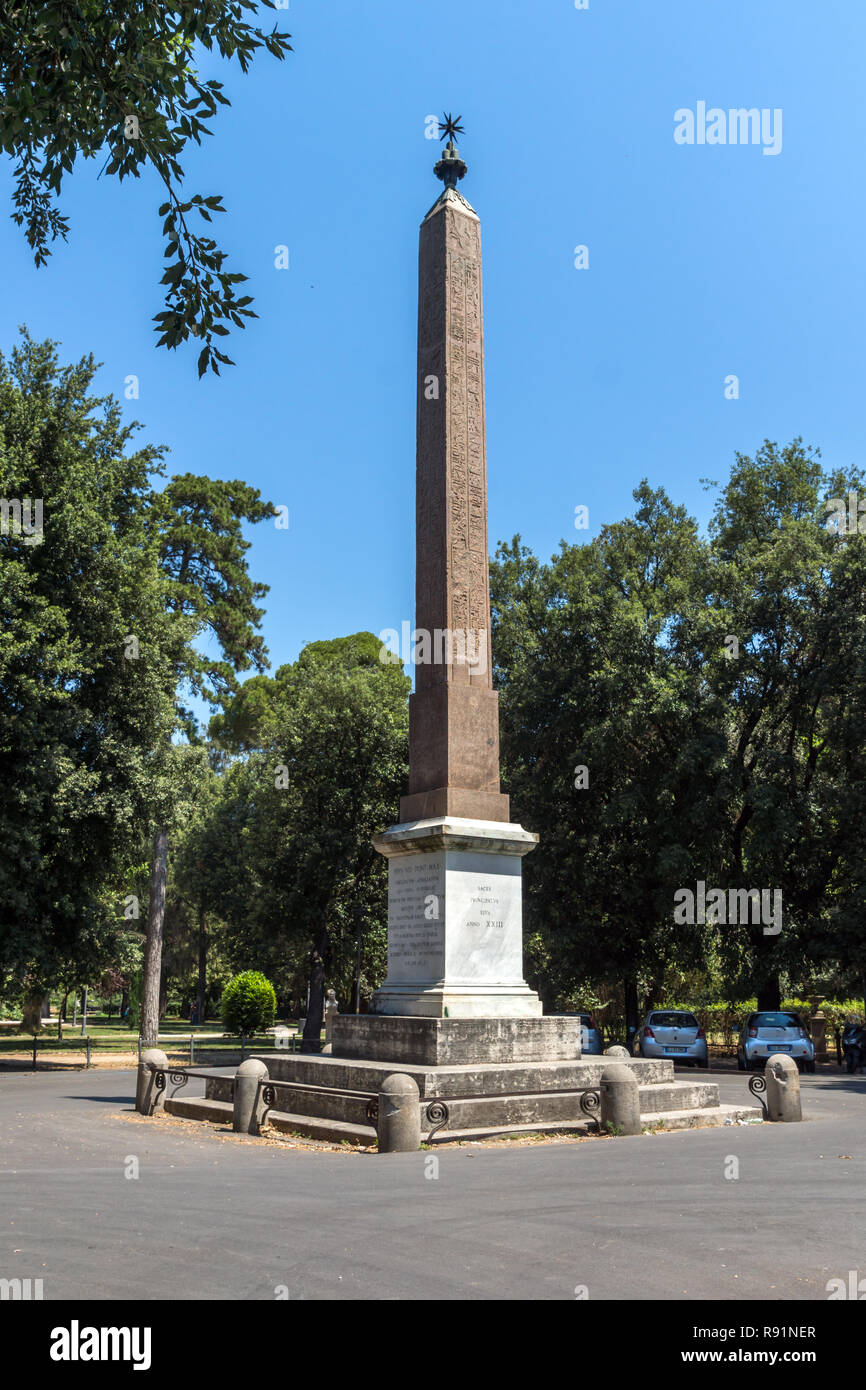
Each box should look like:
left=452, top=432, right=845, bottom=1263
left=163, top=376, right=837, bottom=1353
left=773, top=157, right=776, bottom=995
left=439, top=112, right=464, bottom=143
left=433, top=113, right=468, bottom=187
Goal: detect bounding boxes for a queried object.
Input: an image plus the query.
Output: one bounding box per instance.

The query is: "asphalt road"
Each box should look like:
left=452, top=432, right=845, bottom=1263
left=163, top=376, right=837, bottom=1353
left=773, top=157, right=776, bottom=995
left=1, top=1066, right=864, bottom=1301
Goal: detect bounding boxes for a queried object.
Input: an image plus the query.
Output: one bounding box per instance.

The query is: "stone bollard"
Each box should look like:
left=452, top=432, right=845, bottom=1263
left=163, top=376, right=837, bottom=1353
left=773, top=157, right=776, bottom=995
left=377, top=1073, right=421, bottom=1153
left=765, top=1054, right=802, bottom=1122
left=135, top=1048, right=169, bottom=1116
left=233, top=1058, right=269, bottom=1135
left=600, top=1062, right=641, bottom=1136
left=603, top=1045, right=630, bottom=1058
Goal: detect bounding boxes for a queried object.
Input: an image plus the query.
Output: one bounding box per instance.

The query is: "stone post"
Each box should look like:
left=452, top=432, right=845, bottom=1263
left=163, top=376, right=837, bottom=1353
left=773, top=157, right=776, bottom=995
left=233, top=1058, right=269, bottom=1135
left=765, top=1054, right=802, bottom=1121
left=600, top=1062, right=641, bottom=1135
left=603, top=1045, right=629, bottom=1058
left=377, top=1074, right=421, bottom=1153
left=135, top=1048, right=168, bottom=1116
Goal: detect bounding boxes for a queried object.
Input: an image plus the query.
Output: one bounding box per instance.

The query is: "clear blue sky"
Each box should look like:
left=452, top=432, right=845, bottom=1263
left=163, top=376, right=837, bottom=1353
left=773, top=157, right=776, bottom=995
left=2, top=0, right=864, bottom=693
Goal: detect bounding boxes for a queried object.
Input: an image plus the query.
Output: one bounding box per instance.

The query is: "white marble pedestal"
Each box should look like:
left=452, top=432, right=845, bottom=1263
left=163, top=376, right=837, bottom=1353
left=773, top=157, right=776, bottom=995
left=370, top=816, right=542, bottom=1018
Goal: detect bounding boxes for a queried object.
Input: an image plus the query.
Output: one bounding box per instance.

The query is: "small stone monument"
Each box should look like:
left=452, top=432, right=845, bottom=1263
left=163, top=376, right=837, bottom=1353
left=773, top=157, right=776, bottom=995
left=323, top=989, right=339, bottom=1051
left=808, top=996, right=827, bottom=1063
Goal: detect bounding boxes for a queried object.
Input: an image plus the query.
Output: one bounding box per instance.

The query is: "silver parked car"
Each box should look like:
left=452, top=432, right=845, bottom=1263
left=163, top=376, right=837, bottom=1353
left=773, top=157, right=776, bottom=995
left=737, top=1011, right=815, bottom=1072
left=633, top=1010, right=708, bottom=1067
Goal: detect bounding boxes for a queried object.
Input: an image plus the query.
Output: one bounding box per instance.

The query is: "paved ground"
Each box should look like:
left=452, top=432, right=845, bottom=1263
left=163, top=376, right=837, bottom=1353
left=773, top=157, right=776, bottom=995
left=1, top=1066, right=863, bottom=1301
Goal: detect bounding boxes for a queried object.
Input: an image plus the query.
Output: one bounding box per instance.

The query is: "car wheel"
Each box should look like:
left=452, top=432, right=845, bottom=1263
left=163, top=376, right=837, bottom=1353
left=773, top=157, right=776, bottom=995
left=737, top=1055, right=745, bottom=1071
left=805, top=1060, right=816, bottom=1074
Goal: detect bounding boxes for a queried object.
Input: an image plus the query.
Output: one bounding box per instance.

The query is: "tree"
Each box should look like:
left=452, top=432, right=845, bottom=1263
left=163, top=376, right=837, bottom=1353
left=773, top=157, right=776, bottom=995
left=0, top=331, right=180, bottom=998
left=206, top=633, right=410, bottom=1045
left=138, top=474, right=275, bottom=1045
left=0, top=330, right=274, bottom=1029
left=0, top=1, right=292, bottom=375
left=698, top=439, right=866, bottom=1008
left=491, top=483, right=718, bottom=1039
left=490, top=442, right=866, bottom=1019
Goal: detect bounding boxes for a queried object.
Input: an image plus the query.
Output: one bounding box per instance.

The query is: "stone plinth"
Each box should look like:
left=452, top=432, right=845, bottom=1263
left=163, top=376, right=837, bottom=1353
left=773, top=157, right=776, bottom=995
left=371, top=816, right=541, bottom=1019
left=333, top=1015, right=581, bottom=1066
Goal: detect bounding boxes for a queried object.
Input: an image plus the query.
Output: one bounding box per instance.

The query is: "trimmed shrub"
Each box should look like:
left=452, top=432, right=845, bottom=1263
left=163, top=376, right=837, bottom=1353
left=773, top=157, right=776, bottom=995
left=221, top=971, right=277, bottom=1037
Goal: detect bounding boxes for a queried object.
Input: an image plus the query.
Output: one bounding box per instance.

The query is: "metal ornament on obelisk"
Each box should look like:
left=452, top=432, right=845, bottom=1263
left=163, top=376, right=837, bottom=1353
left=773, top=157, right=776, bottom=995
left=370, top=119, right=543, bottom=1022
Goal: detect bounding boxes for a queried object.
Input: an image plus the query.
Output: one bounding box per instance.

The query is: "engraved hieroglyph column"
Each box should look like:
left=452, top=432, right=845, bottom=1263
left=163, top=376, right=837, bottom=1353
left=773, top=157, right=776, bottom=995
left=371, top=134, right=542, bottom=1020
left=399, top=137, right=508, bottom=825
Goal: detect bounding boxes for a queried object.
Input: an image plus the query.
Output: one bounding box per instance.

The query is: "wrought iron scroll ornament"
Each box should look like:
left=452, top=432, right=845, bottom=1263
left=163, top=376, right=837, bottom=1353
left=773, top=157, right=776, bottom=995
left=169, top=1070, right=189, bottom=1098
left=425, top=1100, right=450, bottom=1141
left=579, top=1088, right=601, bottom=1118
left=748, top=1072, right=768, bottom=1116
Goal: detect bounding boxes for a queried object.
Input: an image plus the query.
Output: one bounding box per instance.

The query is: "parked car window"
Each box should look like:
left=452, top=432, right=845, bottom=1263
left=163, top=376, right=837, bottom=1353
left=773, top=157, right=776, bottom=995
left=650, top=1011, right=699, bottom=1028
left=753, top=1012, right=800, bottom=1028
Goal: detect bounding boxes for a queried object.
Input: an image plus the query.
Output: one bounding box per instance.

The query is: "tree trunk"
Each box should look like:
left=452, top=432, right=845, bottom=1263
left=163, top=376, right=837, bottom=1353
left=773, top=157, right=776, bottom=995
left=196, top=910, right=208, bottom=1024
left=59, top=989, right=69, bottom=1024
left=141, top=826, right=168, bottom=1045
left=302, top=938, right=327, bottom=1053
left=643, top=977, right=663, bottom=1016
left=624, top=977, right=640, bottom=1050
left=757, top=978, right=781, bottom=1012
left=120, top=987, right=129, bottom=1018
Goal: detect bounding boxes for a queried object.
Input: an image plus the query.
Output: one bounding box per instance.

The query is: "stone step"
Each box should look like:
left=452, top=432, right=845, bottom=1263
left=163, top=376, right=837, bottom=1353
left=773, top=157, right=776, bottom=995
left=250, top=1052, right=677, bottom=1098
left=265, top=1111, right=374, bottom=1145
left=201, top=1072, right=730, bottom=1126
left=408, top=1080, right=720, bottom=1131
left=166, top=1097, right=233, bottom=1124
left=637, top=1081, right=720, bottom=1112
left=205, top=1074, right=377, bottom=1127
left=163, top=1095, right=763, bottom=1144
left=637, top=1103, right=763, bottom=1131
left=190, top=1079, right=729, bottom=1132
left=427, top=1103, right=763, bottom=1143
left=165, top=1095, right=374, bottom=1144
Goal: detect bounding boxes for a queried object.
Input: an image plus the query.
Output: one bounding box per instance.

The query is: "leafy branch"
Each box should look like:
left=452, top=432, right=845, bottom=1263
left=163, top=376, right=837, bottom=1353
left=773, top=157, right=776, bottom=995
left=0, top=2, right=292, bottom=375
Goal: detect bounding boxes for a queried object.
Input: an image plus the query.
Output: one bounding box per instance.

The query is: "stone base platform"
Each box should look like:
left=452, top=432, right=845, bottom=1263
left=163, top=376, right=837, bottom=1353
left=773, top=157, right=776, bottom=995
left=331, top=1014, right=582, bottom=1066
left=193, top=1050, right=762, bottom=1144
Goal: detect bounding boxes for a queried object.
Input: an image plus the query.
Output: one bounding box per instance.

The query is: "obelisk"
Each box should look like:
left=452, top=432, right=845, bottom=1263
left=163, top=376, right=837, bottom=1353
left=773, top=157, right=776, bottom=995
left=371, top=120, right=542, bottom=1020
left=399, top=129, right=508, bottom=825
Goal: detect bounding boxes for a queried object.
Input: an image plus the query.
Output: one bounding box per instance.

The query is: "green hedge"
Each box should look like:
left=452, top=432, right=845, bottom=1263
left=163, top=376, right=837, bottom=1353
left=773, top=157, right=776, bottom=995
left=667, top=999, right=863, bottom=1051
